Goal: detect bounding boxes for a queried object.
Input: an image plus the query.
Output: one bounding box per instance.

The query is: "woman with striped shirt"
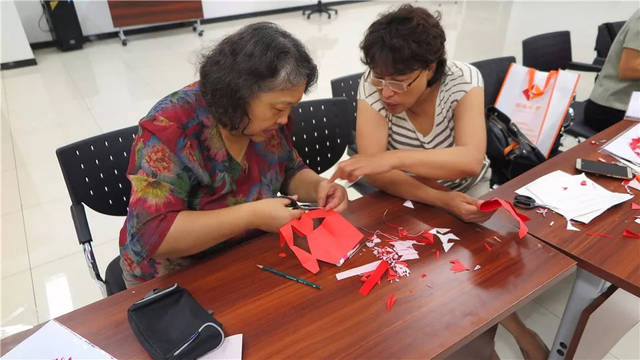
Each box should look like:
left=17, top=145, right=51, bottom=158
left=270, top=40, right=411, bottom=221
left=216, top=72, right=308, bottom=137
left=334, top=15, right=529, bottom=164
left=331, top=5, right=549, bottom=359
left=330, top=4, right=491, bottom=223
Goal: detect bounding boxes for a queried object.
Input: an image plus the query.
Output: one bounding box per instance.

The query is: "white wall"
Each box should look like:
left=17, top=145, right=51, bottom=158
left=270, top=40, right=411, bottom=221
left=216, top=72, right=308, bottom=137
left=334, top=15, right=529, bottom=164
left=15, top=0, right=334, bottom=44
left=1, top=0, right=36, bottom=64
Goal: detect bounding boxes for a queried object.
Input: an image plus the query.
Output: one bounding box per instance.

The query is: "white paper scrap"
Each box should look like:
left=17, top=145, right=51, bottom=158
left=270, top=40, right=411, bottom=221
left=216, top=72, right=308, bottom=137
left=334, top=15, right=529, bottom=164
left=403, top=200, right=414, bottom=208
left=199, top=334, right=243, bottom=360
left=335, top=261, right=382, bottom=280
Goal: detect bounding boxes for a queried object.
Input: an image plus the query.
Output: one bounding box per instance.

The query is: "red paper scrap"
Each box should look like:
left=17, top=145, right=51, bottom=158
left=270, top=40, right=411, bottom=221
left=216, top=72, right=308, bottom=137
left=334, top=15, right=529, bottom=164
left=484, top=242, right=492, bottom=251
left=632, top=203, right=640, bottom=210
left=280, top=209, right=363, bottom=273
left=477, top=198, right=530, bottom=239
left=360, top=260, right=390, bottom=295
left=398, top=228, right=408, bottom=237
left=278, top=252, right=287, bottom=258
left=386, top=293, right=398, bottom=312
left=421, top=273, right=427, bottom=278
left=449, top=259, right=470, bottom=273
left=436, top=251, right=440, bottom=260
left=622, top=229, right=640, bottom=239
left=580, top=180, right=587, bottom=186
left=586, top=233, right=613, bottom=239
left=387, top=267, right=397, bottom=281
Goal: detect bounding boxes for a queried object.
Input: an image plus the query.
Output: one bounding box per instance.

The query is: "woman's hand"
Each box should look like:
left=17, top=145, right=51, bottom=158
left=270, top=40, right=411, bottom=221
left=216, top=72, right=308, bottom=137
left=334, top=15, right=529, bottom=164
left=251, top=197, right=304, bottom=232
left=329, top=152, right=397, bottom=183
left=316, top=180, right=349, bottom=212
left=440, top=191, right=495, bottom=223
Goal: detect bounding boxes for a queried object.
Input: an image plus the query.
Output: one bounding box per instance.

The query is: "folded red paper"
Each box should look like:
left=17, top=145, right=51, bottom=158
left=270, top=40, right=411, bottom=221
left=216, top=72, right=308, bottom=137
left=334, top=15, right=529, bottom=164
left=622, top=229, right=640, bottom=239
left=477, top=197, right=530, bottom=239
left=449, top=259, right=470, bottom=273
left=279, top=209, right=363, bottom=273
left=360, top=260, right=390, bottom=295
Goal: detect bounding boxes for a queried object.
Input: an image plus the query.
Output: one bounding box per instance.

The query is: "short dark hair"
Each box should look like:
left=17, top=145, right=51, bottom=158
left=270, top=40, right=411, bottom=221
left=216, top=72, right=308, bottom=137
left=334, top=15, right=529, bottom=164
left=360, top=4, right=446, bottom=87
left=199, top=22, right=318, bottom=131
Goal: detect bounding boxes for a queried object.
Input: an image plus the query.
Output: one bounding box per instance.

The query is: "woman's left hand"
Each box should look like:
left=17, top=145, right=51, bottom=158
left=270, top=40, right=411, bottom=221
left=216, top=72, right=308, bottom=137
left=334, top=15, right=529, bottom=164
left=317, top=180, right=349, bottom=212
left=329, top=153, right=396, bottom=183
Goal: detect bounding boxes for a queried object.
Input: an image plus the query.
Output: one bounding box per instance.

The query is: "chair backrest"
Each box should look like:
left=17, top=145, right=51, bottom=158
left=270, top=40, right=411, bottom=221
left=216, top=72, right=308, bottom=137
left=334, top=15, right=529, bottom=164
left=522, top=30, right=572, bottom=71
left=595, top=21, right=626, bottom=59
left=330, top=72, right=364, bottom=141
left=56, top=125, right=139, bottom=216
left=470, top=56, right=516, bottom=108
left=291, top=98, right=350, bottom=174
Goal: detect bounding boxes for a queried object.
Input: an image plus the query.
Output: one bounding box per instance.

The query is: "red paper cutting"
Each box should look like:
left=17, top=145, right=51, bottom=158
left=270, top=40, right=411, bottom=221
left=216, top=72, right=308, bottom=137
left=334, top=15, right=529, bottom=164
left=436, top=251, right=440, bottom=260
left=484, top=242, right=492, bottom=251
left=630, top=137, right=640, bottom=157
left=586, top=233, right=613, bottom=239
left=449, top=259, right=470, bottom=273
left=360, top=260, right=390, bottom=296
left=580, top=180, right=587, bottom=186
left=421, top=273, right=427, bottom=278
left=632, top=203, right=640, bottom=210
left=623, top=229, right=640, bottom=239
left=477, top=198, right=530, bottom=239
left=279, top=209, right=363, bottom=273
left=278, top=252, right=287, bottom=258
left=386, top=293, right=397, bottom=312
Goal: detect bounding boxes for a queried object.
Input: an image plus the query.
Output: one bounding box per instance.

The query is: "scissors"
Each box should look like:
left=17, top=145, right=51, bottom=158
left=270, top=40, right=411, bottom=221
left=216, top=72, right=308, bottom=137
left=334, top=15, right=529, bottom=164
left=513, top=194, right=542, bottom=209
left=278, top=196, right=322, bottom=210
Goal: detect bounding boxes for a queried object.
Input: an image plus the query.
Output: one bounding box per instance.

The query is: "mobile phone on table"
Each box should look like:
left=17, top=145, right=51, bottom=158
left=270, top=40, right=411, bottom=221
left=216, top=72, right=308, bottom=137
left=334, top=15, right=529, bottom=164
left=575, top=158, right=633, bottom=179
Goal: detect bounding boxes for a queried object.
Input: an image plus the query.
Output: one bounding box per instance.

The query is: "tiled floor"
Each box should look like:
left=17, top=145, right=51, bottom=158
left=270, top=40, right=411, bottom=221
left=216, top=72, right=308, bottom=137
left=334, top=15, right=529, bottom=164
left=2, top=1, right=639, bottom=358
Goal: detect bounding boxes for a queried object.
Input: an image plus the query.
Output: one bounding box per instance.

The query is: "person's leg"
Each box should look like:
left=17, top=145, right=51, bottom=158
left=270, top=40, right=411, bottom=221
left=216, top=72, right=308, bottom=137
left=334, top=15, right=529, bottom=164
left=584, top=99, right=627, bottom=133
left=500, top=312, right=549, bottom=360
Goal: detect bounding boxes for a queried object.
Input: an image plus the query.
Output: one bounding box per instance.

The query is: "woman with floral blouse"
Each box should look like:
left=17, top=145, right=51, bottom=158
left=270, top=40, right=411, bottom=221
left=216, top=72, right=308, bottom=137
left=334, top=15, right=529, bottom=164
left=119, top=22, right=348, bottom=287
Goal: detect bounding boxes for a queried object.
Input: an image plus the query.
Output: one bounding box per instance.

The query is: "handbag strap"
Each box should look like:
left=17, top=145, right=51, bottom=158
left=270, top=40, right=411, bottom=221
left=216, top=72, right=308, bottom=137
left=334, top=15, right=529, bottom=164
left=527, top=68, right=556, bottom=97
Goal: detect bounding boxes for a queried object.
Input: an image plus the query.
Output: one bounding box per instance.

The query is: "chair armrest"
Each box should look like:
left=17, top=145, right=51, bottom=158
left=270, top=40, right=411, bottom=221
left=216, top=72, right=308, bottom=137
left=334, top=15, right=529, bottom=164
left=567, top=61, right=602, bottom=73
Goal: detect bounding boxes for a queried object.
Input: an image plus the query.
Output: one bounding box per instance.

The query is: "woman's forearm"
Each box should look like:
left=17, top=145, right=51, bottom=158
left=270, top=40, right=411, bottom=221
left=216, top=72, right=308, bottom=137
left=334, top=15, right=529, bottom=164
left=390, top=147, right=485, bottom=180
left=156, top=202, right=258, bottom=258
left=365, top=170, right=447, bottom=208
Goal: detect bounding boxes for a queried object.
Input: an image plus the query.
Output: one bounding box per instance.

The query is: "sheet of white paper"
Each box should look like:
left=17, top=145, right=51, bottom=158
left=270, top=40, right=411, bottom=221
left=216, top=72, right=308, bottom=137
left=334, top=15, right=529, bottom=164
left=626, top=91, right=640, bottom=119
left=635, top=218, right=640, bottom=225
left=2, top=321, right=115, bottom=360
left=602, top=123, right=640, bottom=165
left=199, top=334, right=243, bottom=360
left=399, top=254, right=420, bottom=261
left=335, top=260, right=382, bottom=280
left=402, top=200, right=414, bottom=208
left=566, top=220, right=580, bottom=231
left=516, top=170, right=633, bottom=223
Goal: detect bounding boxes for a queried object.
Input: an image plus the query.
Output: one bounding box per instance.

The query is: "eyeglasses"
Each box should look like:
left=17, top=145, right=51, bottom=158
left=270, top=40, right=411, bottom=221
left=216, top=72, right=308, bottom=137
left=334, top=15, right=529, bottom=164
left=368, top=71, right=423, bottom=93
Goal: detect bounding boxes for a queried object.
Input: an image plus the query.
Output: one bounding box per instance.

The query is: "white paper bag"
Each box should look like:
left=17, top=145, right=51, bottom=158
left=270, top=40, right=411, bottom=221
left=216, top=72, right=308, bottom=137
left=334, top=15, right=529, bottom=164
left=495, top=63, right=580, bottom=157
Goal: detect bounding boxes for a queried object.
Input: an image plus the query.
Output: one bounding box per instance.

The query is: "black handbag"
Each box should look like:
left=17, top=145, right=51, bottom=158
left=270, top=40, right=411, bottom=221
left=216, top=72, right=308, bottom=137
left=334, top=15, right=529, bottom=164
left=485, top=106, right=547, bottom=186
left=128, top=283, right=224, bottom=360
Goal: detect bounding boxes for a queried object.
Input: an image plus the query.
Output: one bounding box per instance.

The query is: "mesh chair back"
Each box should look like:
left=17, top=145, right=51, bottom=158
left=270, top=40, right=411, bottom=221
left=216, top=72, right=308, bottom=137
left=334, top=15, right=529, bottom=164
left=56, top=125, right=138, bottom=216
left=595, top=21, right=625, bottom=59
left=291, top=98, right=350, bottom=174
left=522, top=31, right=572, bottom=71
left=330, top=72, right=364, bottom=139
left=470, top=56, right=516, bottom=108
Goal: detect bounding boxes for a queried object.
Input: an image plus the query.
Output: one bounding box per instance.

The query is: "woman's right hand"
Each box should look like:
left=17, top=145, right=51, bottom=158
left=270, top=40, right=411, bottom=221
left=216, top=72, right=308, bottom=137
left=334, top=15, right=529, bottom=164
left=251, top=197, right=304, bottom=233
left=440, top=191, right=494, bottom=223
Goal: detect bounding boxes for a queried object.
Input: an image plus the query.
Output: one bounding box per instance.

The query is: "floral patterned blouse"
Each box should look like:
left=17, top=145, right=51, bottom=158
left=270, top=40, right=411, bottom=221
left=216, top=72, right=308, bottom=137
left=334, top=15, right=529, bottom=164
left=119, top=82, right=308, bottom=287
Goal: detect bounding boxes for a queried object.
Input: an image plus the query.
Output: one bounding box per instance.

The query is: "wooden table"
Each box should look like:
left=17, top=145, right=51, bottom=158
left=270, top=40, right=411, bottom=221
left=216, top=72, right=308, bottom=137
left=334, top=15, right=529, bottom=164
left=488, top=119, right=640, bottom=359
left=1, top=192, right=574, bottom=359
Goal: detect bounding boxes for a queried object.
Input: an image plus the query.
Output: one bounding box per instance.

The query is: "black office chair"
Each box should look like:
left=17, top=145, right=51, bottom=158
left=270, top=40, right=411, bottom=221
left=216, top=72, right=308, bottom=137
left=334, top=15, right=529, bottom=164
left=594, top=21, right=625, bottom=66
left=470, top=56, right=516, bottom=108
left=522, top=31, right=598, bottom=139
left=522, top=31, right=602, bottom=73
left=291, top=98, right=351, bottom=174
left=330, top=72, right=364, bottom=156
left=56, top=125, right=138, bottom=296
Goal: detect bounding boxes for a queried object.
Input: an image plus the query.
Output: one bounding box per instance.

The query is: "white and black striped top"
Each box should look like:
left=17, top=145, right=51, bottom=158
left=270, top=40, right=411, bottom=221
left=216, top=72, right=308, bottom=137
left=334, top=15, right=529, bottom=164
left=358, top=60, right=489, bottom=192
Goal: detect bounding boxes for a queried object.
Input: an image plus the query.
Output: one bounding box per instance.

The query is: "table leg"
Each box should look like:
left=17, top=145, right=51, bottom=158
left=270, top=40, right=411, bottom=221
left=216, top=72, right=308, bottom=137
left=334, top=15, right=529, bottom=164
left=548, top=268, right=609, bottom=359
